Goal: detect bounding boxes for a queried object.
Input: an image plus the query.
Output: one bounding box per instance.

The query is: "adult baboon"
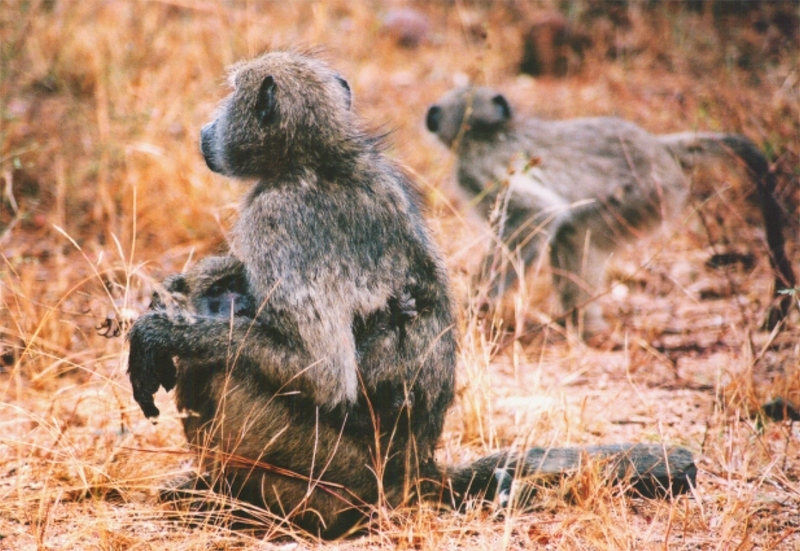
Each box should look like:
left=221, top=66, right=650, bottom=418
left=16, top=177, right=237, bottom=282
left=426, top=86, right=795, bottom=335
left=127, top=52, right=695, bottom=538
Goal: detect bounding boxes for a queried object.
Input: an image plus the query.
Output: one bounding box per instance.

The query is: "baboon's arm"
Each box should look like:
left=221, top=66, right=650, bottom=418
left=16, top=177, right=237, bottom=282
left=127, top=310, right=353, bottom=418
left=390, top=286, right=457, bottom=448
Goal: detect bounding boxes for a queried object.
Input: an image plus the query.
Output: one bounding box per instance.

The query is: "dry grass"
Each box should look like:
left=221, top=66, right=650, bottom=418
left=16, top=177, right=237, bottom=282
left=1, top=0, right=799, bottom=549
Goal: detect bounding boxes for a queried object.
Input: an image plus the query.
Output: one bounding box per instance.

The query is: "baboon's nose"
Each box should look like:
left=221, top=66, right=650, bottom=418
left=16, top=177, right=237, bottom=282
left=200, top=121, right=223, bottom=174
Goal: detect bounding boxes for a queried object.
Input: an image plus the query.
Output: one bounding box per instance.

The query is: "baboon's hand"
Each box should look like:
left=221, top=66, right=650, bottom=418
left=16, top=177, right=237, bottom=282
left=387, top=290, right=418, bottom=345
left=392, top=389, right=415, bottom=413
left=394, top=291, right=418, bottom=322
left=127, top=312, right=178, bottom=419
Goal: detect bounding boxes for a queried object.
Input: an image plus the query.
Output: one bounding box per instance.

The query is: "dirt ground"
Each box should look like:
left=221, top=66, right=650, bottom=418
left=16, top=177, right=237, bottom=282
left=1, top=1, right=798, bottom=549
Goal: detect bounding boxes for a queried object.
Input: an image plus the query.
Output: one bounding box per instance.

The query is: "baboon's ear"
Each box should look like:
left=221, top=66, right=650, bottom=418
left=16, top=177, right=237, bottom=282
left=336, top=75, right=352, bottom=110
left=255, top=75, right=278, bottom=125
left=163, top=274, right=189, bottom=295
left=425, top=105, right=442, bottom=133
left=491, top=94, right=512, bottom=121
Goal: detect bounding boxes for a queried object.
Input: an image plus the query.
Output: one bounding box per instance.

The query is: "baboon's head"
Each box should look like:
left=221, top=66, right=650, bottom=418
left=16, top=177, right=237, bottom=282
left=200, top=51, right=354, bottom=179
left=425, top=86, right=512, bottom=148
left=152, top=256, right=253, bottom=318
left=184, top=256, right=254, bottom=318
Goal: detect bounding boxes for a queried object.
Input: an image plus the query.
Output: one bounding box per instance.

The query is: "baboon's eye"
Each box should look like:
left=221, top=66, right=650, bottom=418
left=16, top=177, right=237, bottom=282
left=425, top=106, right=442, bottom=133
left=255, top=75, right=278, bottom=125
left=491, top=94, right=512, bottom=121
left=336, top=75, right=352, bottom=109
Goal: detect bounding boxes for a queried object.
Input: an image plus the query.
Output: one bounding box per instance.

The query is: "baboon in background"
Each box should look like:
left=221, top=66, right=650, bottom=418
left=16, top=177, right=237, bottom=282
left=127, top=51, right=695, bottom=538
left=426, top=86, right=795, bottom=335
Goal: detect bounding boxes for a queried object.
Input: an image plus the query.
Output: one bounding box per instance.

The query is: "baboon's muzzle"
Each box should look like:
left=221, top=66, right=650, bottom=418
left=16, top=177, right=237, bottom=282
left=200, top=120, right=223, bottom=174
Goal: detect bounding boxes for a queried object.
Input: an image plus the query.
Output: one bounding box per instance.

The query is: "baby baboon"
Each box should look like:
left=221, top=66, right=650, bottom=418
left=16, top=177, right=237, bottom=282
left=153, top=255, right=255, bottom=320
left=146, top=256, right=254, bottom=337
left=426, top=86, right=795, bottom=334
left=131, top=255, right=254, bottom=420
left=127, top=52, right=695, bottom=538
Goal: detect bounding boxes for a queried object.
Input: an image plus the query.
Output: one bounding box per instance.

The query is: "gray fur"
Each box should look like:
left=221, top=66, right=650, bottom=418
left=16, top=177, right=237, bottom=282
left=126, top=55, right=695, bottom=538
left=150, top=255, right=255, bottom=319
left=426, top=86, right=794, bottom=334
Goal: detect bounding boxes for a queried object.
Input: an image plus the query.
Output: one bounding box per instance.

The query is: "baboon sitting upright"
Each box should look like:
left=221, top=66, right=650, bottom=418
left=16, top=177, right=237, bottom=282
left=426, top=86, right=795, bottom=335
left=126, top=50, right=460, bottom=537
left=127, top=52, right=695, bottom=538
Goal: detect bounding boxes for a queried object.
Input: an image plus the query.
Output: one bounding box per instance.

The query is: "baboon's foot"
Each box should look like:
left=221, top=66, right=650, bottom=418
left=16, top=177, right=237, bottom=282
left=158, top=473, right=214, bottom=506
left=581, top=313, right=611, bottom=341
left=158, top=473, right=266, bottom=530
left=560, top=304, right=610, bottom=343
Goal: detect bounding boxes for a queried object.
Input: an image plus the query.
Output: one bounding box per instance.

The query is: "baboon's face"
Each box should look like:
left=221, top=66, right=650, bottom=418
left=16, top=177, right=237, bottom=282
left=425, top=86, right=512, bottom=148
left=193, top=276, right=254, bottom=318
left=186, top=256, right=255, bottom=318
left=200, top=51, right=353, bottom=179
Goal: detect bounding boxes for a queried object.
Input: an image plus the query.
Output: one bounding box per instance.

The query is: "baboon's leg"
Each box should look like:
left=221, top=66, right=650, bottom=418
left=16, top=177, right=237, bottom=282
left=223, top=469, right=374, bottom=538
left=190, top=382, right=388, bottom=537
left=549, top=204, right=623, bottom=334
left=158, top=469, right=369, bottom=537
left=482, top=198, right=551, bottom=301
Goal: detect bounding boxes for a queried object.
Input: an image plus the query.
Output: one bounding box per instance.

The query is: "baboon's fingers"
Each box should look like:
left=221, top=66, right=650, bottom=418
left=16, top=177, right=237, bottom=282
left=131, top=381, right=161, bottom=419
left=158, top=473, right=213, bottom=504
left=392, top=389, right=415, bottom=411
left=396, top=291, right=418, bottom=320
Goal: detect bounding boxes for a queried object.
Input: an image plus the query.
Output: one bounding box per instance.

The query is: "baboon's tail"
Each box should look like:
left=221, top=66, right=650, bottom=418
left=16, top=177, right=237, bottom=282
left=439, top=443, right=696, bottom=508
left=659, top=132, right=795, bottom=328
